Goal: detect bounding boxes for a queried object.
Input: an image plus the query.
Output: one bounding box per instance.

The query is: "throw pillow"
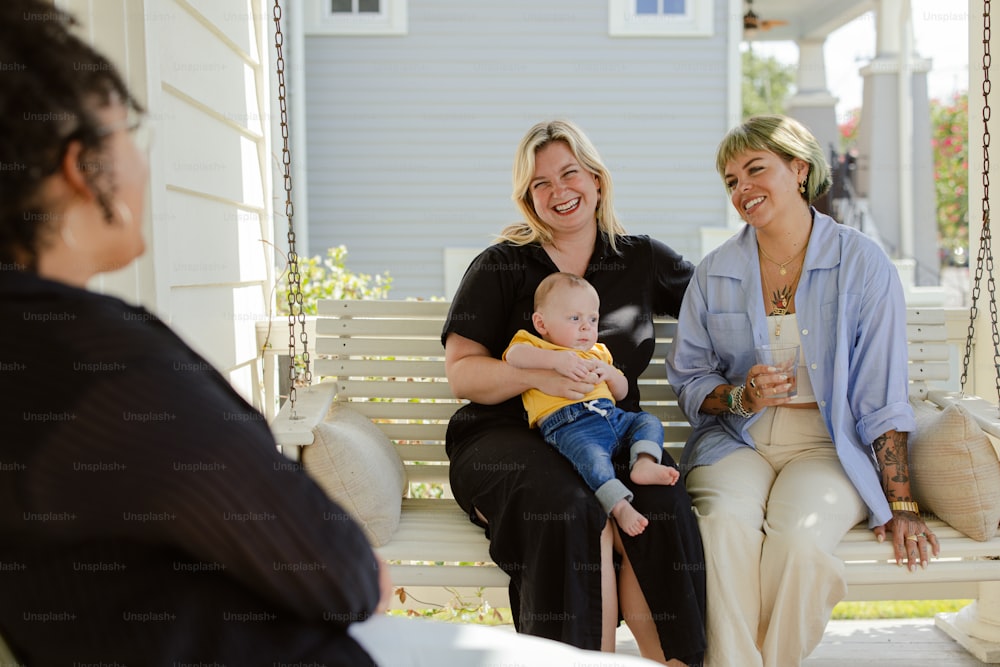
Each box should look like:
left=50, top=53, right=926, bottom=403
left=908, top=401, right=1000, bottom=541
left=303, top=403, right=407, bottom=546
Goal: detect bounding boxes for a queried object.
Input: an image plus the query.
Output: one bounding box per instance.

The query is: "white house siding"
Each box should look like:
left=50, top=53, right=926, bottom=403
left=60, top=0, right=159, bottom=308
left=302, top=0, right=731, bottom=300
left=64, top=0, right=276, bottom=403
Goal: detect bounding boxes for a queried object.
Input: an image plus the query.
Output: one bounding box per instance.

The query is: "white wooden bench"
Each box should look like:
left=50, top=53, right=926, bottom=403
left=260, top=299, right=1000, bottom=662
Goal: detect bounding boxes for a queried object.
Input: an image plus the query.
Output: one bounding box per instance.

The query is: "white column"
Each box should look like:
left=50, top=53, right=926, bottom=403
left=855, top=0, right=937, bottom=286
left=786, top=39, right=839, bottom=160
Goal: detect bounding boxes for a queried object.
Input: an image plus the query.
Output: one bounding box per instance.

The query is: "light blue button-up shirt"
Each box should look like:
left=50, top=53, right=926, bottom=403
left=666, top=210, right=916, bottom=528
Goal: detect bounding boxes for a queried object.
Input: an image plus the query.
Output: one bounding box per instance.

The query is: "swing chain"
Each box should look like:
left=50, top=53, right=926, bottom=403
left=273, top=0, right=311, bottom=412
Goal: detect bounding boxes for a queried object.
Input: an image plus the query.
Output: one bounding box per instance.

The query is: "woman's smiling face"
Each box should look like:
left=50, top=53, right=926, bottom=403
left=724, top=149, right=807, bottom=228
left=528, top=140, right=601, bottom=237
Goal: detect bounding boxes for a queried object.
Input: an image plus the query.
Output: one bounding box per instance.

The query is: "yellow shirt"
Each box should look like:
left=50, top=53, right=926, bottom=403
left=503, top=329, right=619, bottom=427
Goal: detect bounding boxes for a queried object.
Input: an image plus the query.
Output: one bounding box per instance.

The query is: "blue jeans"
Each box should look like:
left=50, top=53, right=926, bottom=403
left=538, top=398, right=664, bottom=514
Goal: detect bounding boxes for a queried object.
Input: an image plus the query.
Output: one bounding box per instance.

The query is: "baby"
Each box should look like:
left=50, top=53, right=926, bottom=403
left=504, top=272, right=679, bottom=535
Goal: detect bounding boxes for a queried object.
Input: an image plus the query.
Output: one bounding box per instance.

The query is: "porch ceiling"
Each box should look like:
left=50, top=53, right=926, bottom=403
left=744, top=0, right=874, bottom=42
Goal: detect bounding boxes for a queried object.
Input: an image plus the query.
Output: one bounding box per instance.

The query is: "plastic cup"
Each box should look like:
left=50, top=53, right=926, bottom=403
left=755, top=344, right=799, bottom=398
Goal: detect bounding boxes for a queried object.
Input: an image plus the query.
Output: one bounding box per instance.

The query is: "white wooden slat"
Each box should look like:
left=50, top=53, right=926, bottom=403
left=907, top=342, right=953, bottom=361
left=653, top=321, right=677, bottom=338
left=316, top=318, right=443, bottom=337
left=377, top=423, right=448, bottom=442
left=841, top=561, right=1000, bottom=586
left=316, top=337, right=445, bottom=358
left=381, top=563, right=509, bottom=589
left=906, top=307, right=948, bottom=325
left=318, top=299, right=451, bottom=318
left=845, top=581, right=981, bottom=601
left=906, top=322, right=947, bottom=342
left=908, top=361, right=952, bottom=382
left=315, top=358, right=448, bottom=379
left=335, top=379, right=457, bottom=400
left=836, top=531, right=1000, bottom=561
left=341, top=401, right=461, bottom=422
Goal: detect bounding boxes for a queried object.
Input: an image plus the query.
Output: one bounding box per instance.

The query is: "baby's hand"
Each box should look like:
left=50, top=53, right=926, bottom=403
left=591, top=361, right=618, bottom=382
left=553, top=351, right=594, bottom=380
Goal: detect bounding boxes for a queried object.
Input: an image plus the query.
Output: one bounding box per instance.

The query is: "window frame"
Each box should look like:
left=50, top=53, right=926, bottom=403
left=305, top=0, right=408, bottom=36
left=608, top=0, right=713, bottom=37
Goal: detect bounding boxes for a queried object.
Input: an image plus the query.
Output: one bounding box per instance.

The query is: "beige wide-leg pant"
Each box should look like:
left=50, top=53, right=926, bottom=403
left=685, top=407, right=868, bottom=667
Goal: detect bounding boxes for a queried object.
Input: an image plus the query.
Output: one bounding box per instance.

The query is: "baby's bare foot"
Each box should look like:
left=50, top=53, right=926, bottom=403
left=630, top=457, right=680, bottom=486
left=611, top=498, right=648, bottom=536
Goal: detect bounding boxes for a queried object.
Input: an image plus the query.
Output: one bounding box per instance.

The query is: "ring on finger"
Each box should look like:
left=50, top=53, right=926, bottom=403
left=749, top=377, right=757, bottom=388
left=755, top=389, right=762, bottom=399
left=905, top=535, right=919, bottom=542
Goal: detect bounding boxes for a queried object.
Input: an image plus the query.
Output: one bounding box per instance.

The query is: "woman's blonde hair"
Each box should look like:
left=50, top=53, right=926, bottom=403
left=715, top=115, right=832, bottom=204
left=498, top=120, right=627, bottom=252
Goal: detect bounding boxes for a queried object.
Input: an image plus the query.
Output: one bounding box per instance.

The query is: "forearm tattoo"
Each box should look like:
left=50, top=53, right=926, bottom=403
left=872, top=430, right=911, bottom=499
left=704, top=385, right=731, bottom=415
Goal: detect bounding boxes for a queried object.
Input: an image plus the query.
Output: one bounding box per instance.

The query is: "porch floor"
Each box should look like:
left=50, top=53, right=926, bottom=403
left=612, top=617, right=992, bottom=664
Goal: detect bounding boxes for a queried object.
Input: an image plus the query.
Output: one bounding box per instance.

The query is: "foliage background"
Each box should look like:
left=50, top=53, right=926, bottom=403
left=742, top=48, right=969, bottom=266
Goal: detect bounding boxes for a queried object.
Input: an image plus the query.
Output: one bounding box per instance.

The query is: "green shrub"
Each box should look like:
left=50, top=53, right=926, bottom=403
left=278, top=245, right=392, bottom=315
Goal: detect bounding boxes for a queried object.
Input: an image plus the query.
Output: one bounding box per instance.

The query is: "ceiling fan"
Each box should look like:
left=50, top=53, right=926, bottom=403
left=743, top=0, right=789, bottom=32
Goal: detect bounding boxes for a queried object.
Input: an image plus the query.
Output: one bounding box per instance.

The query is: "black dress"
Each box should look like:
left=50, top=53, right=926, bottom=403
left=0, top=271, right=379, bottom=666
left=442, top=233, right=707, bottom=662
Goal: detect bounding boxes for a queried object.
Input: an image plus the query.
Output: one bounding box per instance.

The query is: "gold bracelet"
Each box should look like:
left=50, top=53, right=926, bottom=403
left=889, top=501, right=919, bottom=513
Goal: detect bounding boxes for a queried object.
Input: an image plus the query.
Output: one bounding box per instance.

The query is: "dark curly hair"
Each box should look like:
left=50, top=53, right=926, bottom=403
left=0, top=0, right=143, bottom=270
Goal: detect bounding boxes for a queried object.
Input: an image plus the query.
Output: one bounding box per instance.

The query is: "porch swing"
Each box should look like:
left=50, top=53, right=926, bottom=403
left=259, top=2, right=1000, bottom=659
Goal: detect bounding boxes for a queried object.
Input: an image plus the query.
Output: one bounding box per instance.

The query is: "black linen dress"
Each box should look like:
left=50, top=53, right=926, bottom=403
left=443, top=233, right=707, bottom=662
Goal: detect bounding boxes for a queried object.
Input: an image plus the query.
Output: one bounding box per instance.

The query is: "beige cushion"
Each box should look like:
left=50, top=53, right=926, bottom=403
left=303, top=403, right=407, bottom=546
left=909, top=401, right=1000, bottom=541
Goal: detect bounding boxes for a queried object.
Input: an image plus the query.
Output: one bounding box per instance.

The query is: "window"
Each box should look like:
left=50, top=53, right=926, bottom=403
left=609, top=0, right=713, bottom=37
left=306, top=0, right=407, bottom=36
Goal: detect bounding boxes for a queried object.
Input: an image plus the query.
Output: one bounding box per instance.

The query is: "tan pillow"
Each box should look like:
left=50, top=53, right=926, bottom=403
left=303, top=403, right=407, bottom=547
left=908, top=401, right=1000, bottom=541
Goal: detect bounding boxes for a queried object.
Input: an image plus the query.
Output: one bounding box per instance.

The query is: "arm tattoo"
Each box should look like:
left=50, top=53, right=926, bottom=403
left=705, top=385, right=731, bottom=415
left=873, top=430, right=911, bottom=497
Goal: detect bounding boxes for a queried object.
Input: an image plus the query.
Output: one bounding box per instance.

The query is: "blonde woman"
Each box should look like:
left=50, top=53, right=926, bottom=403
left=444, top=120, right=705, bottom=666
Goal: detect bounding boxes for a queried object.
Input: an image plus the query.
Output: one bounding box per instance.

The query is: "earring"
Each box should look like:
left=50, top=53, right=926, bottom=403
left=114, top=200, right=134, bottom=228
left=798, top=181, right=806, bottom=195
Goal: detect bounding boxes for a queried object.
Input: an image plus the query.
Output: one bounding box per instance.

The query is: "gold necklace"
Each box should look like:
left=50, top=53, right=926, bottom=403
left=758, top=241, right=807, bottom=276
left=759, top=249, right=805, bottom=338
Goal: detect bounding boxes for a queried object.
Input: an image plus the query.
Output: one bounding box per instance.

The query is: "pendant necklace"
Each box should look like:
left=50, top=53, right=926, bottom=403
left=758, top=241, right=807, bottom=276
left=759, top=247, right=805, bottom=338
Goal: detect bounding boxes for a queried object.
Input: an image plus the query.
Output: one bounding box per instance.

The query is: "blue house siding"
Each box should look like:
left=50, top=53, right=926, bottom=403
left=304, top=0, right=730, bottom=299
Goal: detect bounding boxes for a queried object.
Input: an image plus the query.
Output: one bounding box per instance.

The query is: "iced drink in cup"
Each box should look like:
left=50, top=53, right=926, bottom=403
left=755, top=344, right=799, bottom=398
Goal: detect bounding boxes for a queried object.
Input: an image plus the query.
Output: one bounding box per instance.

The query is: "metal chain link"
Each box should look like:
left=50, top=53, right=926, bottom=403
left=273, top=0, right=310, bottom=414
left=961, top=0, right=1000, bottom=406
